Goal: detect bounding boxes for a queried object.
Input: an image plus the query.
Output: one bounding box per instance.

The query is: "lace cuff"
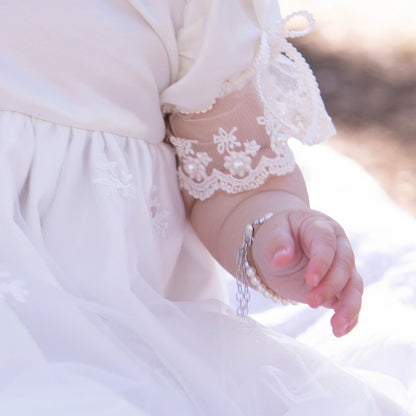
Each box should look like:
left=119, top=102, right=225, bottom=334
left=167, top=12, right=336, bottom=201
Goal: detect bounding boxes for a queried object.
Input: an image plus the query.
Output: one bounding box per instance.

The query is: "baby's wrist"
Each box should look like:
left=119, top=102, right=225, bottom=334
left=236, top=211, right=296, bottom=316
left=216, top=189, right=308, bottom=272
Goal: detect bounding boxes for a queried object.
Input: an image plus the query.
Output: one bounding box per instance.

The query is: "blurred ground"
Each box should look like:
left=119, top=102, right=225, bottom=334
left=279, top=0, right=416, bottom=216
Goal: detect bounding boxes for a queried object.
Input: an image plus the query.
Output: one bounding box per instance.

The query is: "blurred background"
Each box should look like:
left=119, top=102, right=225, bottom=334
left=279, top=0, right=416, bottom=216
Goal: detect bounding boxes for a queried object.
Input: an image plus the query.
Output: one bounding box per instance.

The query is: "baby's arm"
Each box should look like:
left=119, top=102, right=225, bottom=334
left=167, top=73, right=361, bottom=337
left=183, top=168, right=363, bottom=338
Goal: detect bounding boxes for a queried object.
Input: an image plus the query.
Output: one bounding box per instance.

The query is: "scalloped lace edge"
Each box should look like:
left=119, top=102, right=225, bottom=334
left=177, top=149, right=296, bottom=201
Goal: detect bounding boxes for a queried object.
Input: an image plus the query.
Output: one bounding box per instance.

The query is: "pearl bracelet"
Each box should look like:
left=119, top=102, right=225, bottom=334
left=236, top=212, right=291, bottom=317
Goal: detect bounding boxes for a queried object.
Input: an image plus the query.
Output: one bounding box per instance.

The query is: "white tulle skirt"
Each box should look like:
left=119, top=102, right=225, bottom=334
left=0, top=111, right=410, bottom=415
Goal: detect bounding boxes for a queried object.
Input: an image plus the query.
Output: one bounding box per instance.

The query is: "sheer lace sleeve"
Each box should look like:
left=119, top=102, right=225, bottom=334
left=164, top=7, right=336, bottom=201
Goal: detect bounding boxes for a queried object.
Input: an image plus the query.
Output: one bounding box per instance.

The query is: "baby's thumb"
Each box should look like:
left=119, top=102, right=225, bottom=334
left=252, top=213, right=296, bottom=277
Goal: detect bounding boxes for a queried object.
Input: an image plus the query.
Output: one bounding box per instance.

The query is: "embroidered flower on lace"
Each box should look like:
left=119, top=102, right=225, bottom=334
left=224, top=151, right=252, bottom=177
left=212, top=127, right=258, bottom=177
left=169, top=136, right=196, bottom=159
left=150, top=185, right=169, bottom=238
left=92, top=153, right=136, bottom=199
left=244, top=140, right=261, bottom=156
left=170, top=136, right=212, bottom=182
left=0, top=269, right=28, bottom=303
left=213, top=127, right=240, bottom=154
left=184, top=153, right=212, bottom=181
left=257, top=108, right=293, bottom=143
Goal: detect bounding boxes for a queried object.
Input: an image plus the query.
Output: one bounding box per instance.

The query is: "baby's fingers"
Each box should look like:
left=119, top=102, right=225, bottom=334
left=330, top=270, right=363, bottom=337
left=299, top=215, right=338, bottom=288
left=307, top=234, right=355, bottom=308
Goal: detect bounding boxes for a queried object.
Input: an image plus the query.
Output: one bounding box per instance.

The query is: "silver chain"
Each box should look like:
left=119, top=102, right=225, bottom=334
left=235, top=213, right=274, bottom=317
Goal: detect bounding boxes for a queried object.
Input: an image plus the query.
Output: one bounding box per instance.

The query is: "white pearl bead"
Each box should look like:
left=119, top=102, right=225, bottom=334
left=258, top=283, right=266, bottom=293
left=272, top=295, right=280, bottom=303
left=250, top=276, right=260, bottom=286
left=264, top=212, right=274, bottom=221
left=246, top=267, right=256, bottom=278
left=184, top=162, right=196, bottom=175
left=263, top=290, right=272, bottom=299
left=232, top=159, right=244, bottom=170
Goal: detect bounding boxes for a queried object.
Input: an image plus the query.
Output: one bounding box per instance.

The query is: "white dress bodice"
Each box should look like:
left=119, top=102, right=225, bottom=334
left=0, top=0, right=183, bottom=140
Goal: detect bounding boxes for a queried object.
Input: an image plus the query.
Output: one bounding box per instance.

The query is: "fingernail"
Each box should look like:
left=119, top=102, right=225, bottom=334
left=334, top=320, right=349, bottom=336
left=312, top=294, right=323, bottom=308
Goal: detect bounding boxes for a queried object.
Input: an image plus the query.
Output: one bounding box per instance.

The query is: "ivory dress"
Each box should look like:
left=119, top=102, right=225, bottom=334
left=0, top=1, right=410, bottom=414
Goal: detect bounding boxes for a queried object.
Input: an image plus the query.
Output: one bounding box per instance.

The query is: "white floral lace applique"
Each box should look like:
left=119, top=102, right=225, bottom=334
left=178, top=125, right=265, bottom=180
left=92, top=153, right=136, bottom=199
left=170, top=124, right=295, bottom=200
left=0, top=268, right=28, bottom=303
left=149, top=185, right=169, bottom=238
left=215, top=127, right=260, bottom=177
left=170, top=136, right=212, bottom=182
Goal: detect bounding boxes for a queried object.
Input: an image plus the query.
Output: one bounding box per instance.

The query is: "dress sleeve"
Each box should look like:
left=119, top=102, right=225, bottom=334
left=161, top=0, right=336, bottom=201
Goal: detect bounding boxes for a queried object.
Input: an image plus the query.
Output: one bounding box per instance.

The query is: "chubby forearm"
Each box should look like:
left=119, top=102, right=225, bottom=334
left=185, top=166, right=309, bottom=275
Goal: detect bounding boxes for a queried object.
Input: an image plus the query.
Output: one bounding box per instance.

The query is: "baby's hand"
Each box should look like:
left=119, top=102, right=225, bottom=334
left=252, top=209, right=363, bottom=337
